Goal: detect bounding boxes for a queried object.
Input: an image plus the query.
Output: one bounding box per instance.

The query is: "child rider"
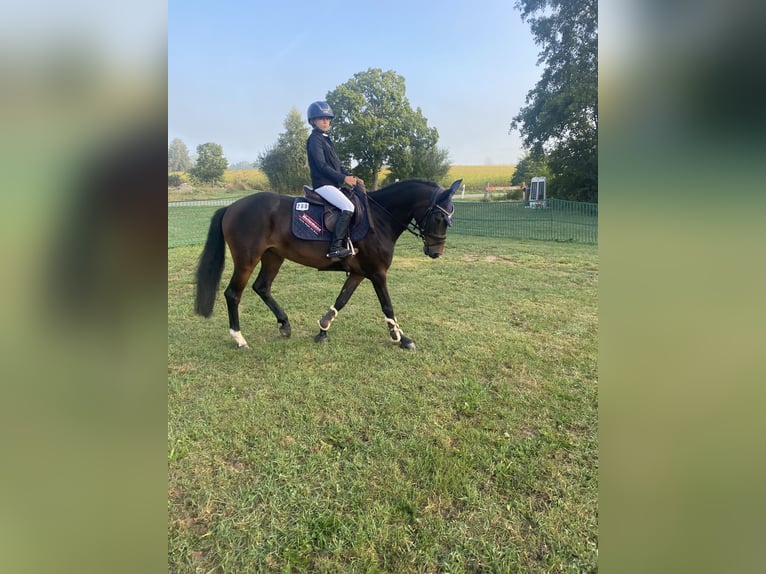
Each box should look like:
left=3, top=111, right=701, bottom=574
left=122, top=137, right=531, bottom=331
left=306, top=100, right=364, bottom=258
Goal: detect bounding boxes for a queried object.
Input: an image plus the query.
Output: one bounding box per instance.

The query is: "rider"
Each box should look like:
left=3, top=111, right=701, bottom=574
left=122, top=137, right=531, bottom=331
left=306, top=100, right=363, bottom=258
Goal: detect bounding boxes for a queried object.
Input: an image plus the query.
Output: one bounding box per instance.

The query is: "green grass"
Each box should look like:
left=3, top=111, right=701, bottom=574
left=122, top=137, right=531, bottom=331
left=168, top=203, right=235, bottom=248
left=168, top=235, right=598, bottom=573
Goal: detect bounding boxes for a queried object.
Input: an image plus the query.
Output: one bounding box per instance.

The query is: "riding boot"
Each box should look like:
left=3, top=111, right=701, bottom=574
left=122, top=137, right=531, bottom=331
left=326, top=210, right=354, bottom=258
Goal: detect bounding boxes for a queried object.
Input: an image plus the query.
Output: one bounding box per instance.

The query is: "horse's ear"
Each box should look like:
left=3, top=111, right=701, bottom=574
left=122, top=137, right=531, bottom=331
left=438, top=179, right=462, bottom=202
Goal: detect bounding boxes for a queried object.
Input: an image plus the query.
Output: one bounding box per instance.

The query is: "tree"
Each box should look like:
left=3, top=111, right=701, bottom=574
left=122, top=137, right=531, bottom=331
left=327, top=68, right=447, bottom=189
left=386, top=105, right=451, bottom=184
left=511, top=151, right=552, bottom=187
left=189, top=142, right=228, bottom=185
left=168, top=138, right=191, bottom=172
left=407, top=144, right=452, bottom=183
left=257, top=108, right=310, bottom=194
left=510, top=0, right=598, bottom=202
left=384, top=144, right=452, bottom=186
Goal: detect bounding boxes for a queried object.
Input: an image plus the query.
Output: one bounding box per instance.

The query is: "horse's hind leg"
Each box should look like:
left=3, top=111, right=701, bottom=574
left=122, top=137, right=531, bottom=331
left=252, top=250, right=291, bottom=337
left=224, top=261, right=258, bottom=349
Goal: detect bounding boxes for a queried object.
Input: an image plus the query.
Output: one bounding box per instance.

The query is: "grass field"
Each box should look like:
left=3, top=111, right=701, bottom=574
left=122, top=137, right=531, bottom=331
left=168, top=165, right=517, bottom=202
left=168, top=234, right=598, bottom=572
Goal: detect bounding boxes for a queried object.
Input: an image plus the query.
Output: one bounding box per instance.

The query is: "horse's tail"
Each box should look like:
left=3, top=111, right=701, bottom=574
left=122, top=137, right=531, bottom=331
left=194, top=207, right=228, bottom=317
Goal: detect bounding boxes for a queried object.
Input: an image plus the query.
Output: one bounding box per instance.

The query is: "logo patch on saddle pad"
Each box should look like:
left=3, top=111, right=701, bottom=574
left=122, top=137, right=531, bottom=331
left=298, top=212, right=322, bottom=235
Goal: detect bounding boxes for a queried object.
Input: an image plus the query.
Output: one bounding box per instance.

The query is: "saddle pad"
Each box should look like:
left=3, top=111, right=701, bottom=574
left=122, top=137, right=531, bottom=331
left=291, top=201, right=332, bottom=241
left=290, top=193, right=370, bottom=243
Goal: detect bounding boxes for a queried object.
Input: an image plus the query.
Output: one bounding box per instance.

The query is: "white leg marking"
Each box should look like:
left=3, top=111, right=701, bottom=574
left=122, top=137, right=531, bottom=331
left=318, top=306, right=338, bottom=331
left=229, top=329, right=249, bottom=348
left=385, top=317, right=402, bottom=342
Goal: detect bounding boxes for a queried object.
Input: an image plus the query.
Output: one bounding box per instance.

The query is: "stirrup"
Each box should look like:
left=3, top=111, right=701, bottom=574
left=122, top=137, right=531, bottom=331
left=326, top=245, right=353, bottom=258
left=326, top=239, right=356, bottom=258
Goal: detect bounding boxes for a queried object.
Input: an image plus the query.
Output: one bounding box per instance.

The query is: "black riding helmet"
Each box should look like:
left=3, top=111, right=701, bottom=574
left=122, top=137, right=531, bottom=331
left=307, top=101, right=334, bottom=124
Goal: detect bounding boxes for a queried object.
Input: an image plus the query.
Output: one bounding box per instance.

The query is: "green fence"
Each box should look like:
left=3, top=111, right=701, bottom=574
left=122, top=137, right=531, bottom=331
left=168, top=197, right=597, bottom=249
left=169, top=199, right=236, bottom=248
left=450, top=198, right=597, bottom=243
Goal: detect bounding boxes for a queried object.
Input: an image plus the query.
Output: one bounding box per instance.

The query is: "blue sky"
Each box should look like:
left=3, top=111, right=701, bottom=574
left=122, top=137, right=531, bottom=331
left=169, top=0, right=541, bottom=166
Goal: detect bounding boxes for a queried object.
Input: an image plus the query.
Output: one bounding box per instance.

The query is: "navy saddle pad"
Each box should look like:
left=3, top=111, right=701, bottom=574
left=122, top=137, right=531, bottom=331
left=290, top=189, right=369, bottom=242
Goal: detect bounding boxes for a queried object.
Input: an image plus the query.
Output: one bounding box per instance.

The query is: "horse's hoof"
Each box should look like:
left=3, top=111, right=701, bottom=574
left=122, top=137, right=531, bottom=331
left=314, top=331, right=328, bottom=343
left=279, top=323, right=292, bottom=337
left=236, top=343, right=249, bottom=349
left=399, top=337, right=415, bottom=350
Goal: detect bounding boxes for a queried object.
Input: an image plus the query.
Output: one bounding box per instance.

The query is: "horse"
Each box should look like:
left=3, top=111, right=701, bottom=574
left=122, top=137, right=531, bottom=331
left=194, top=178, right=462, bottom=350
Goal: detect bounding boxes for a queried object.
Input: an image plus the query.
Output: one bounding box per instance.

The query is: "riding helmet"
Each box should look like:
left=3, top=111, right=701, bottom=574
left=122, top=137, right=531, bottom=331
left=307, top=101, right=334, bottom=123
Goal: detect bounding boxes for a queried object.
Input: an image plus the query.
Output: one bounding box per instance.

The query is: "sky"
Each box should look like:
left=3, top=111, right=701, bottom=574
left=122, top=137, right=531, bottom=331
left=169, top=0, right=542, bottom=166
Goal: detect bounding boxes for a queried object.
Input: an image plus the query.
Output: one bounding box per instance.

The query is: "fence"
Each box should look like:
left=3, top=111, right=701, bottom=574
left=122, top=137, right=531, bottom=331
left=168, top=197, right=597, bottom=249
left=450, top=198, right=597, bottom=244
left=168, top=199, right=237, bottom=248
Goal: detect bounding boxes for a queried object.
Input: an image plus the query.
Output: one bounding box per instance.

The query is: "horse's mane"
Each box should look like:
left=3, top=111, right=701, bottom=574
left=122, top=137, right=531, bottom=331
left=369, top=178, right=437, bottom=200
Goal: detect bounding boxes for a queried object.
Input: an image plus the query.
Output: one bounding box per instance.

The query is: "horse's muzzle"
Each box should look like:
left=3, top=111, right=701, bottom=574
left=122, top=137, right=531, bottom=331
left=424, top=245, right=442, bottom=258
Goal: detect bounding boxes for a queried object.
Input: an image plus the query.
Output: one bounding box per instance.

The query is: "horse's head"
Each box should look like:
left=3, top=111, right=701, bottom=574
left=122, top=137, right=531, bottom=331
left=417, top=179, right=461, bottom=259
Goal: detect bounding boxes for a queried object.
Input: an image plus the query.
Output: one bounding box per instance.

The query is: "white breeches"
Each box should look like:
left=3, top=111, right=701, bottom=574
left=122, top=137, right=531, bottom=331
left=314, top=185, right=355, bottom=212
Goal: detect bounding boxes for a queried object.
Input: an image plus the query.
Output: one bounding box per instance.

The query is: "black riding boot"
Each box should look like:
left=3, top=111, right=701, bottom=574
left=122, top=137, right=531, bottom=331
left=327, top=210, right=354, bottom=258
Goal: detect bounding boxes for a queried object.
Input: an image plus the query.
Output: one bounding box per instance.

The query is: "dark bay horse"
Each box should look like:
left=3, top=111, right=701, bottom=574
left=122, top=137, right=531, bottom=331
left=194, top=178, right=461, bottom=350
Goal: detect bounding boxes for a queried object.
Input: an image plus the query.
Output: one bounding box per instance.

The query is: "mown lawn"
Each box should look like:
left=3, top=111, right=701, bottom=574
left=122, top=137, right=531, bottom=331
left=168, top=234, right=597, bottom=573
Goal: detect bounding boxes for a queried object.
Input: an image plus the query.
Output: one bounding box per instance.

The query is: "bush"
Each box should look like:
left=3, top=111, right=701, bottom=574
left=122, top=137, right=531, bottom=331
left=168, top=173, right=183, bottom=187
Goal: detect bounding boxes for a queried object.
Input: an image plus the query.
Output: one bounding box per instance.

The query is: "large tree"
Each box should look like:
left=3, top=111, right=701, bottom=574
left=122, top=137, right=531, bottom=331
left=257, top=108, right=310, bottom=194
left=327, top=68, right=446, bottom=189
left=168, top=138, right=191, bottom=172
left=510, top=0, right=597, bottom=202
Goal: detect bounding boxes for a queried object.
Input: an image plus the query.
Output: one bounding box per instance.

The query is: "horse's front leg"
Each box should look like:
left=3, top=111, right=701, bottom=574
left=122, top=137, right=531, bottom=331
left=314, top=272, right=365, bottom=343
left=369, top=272, right=415, bottom=350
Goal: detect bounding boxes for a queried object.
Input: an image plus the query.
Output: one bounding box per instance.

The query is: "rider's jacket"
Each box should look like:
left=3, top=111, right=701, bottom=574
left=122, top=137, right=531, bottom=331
left=307, top=129, right=352, bottom=189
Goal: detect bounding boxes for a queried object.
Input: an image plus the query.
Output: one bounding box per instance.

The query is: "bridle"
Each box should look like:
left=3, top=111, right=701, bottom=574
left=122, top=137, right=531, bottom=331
left=369, top=186, right=454, bottom=248
left=411, top=191, right=454, bottom=248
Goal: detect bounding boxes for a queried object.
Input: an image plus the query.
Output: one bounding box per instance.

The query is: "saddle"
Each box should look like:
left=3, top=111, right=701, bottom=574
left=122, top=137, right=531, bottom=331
left=291, top=186, right=370, bottom=243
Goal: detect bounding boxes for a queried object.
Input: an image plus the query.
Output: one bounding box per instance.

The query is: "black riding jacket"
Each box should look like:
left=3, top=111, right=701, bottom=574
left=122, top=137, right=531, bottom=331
left=306, top=128, right=351, bottom=189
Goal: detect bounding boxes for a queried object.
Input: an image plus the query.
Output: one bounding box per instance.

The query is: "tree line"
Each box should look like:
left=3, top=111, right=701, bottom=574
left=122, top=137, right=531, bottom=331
left=169, top=68, right=452, bottom=192
left=169, top=0, right=597, bottom=201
